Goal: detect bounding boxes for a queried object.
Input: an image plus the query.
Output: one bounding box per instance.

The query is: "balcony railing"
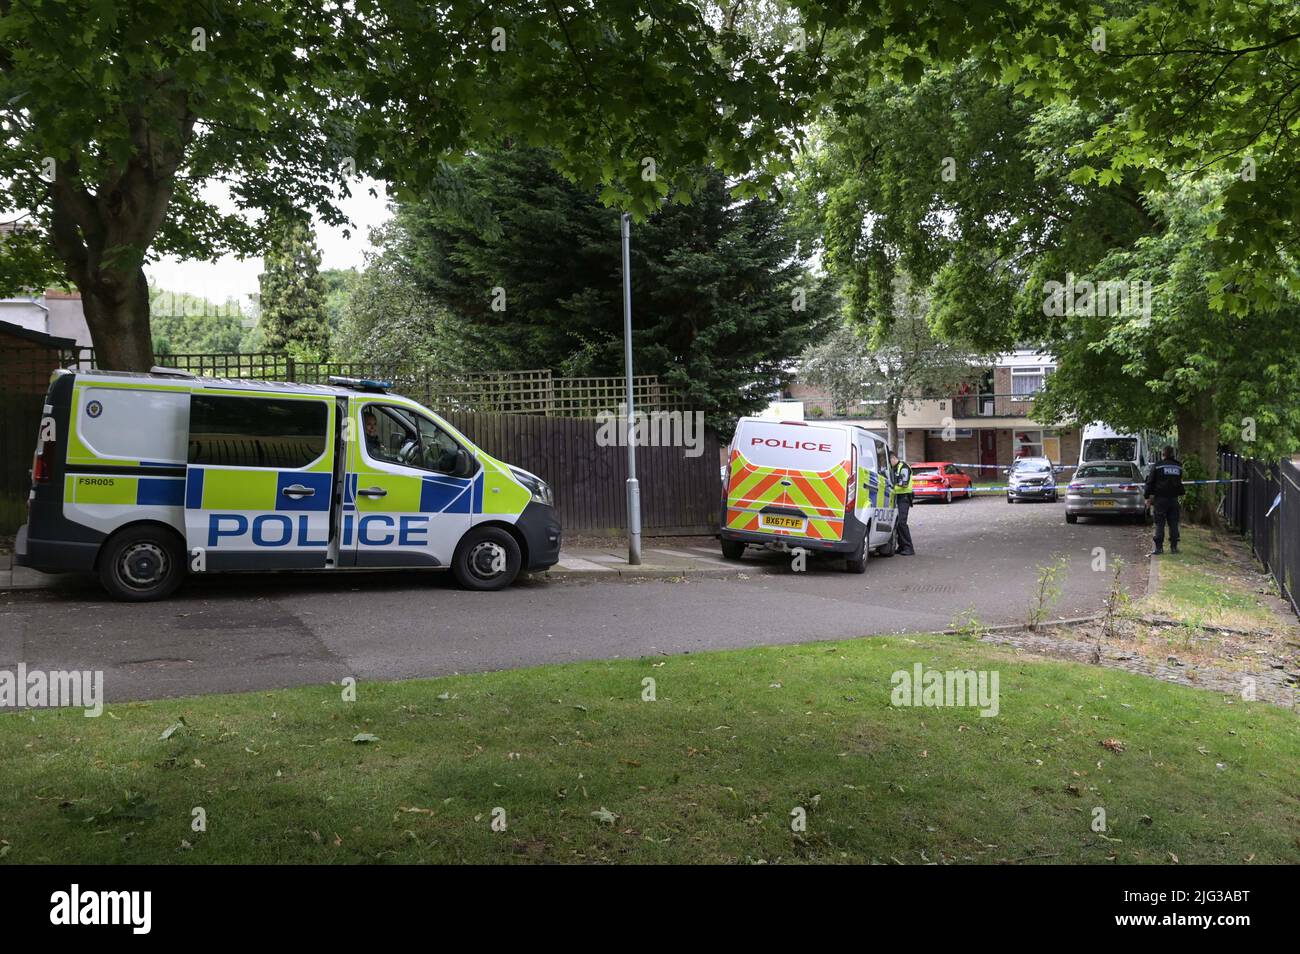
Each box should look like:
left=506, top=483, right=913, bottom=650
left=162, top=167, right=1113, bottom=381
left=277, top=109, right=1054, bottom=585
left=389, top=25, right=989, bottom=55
left=949, top=392, right=1040, bottom=419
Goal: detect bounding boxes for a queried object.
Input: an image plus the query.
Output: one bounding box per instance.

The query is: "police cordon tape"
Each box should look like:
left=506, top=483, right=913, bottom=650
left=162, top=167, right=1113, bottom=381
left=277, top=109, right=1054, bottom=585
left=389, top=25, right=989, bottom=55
left=959, top=478, right=1246, bottom=494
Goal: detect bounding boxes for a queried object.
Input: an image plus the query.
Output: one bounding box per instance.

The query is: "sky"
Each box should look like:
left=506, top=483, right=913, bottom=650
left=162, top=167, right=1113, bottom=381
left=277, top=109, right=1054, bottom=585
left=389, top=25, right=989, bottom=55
left=143, top=177, right=392, bottom=309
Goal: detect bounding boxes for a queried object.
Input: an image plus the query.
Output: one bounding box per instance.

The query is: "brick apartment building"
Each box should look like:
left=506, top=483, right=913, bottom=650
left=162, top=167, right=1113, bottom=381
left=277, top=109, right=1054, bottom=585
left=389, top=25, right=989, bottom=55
left=777, top=349, right=1080, bottom=477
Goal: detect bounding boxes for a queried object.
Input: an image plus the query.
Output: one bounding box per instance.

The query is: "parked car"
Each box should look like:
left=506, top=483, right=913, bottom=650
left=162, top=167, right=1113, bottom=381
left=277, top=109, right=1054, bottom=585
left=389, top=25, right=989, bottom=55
left=911, top=462, right=974, bottom=503
left=1065, top=461, right=1149, bottom=524
left=1006, top=457, right=1060, bottom=502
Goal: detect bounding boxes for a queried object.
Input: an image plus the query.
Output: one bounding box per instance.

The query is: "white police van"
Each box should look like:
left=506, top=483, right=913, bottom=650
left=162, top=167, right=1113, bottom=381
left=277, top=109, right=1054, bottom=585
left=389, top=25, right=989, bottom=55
left=15, top=368, right=561, bottom=600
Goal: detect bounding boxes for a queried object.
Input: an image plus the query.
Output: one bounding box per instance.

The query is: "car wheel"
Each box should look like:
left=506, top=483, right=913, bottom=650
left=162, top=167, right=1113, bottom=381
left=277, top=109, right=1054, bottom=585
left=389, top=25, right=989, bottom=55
left=720, top=539, right=745, bottom=560
left=97, top=524, right=187, bottom=602
left=845, top=533, right=868, bottom=573
left=945, top=490, right=953, bottom=504
left=1006, top=496, right=1014, bottom=504
left=452, top=526, right=522, bottom=591
left=1066, top=513, right=1078, bottom=524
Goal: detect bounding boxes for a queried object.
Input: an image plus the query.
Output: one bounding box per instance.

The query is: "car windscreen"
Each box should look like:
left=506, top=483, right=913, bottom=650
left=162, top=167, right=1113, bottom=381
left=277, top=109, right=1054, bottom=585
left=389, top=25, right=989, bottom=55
left=1082, top=438, right=1137, bottom=461
left=1078, top=464, right=1140, bottom=479
left=1013, top=461, right=1051, bottom=473
left=912, top=466, right=940, bottom=475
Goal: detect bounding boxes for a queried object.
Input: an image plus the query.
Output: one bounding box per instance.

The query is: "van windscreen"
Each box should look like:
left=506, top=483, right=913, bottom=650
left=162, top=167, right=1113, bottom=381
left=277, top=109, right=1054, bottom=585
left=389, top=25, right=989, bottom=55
left=1082, top=437, right=1137, bottom=462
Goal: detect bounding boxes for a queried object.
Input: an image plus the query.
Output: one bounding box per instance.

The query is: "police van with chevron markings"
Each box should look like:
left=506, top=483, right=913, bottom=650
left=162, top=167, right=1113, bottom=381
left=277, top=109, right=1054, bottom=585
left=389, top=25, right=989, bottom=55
left=16, top=368, right=561, bottom=600
left=720, top=417, right=898, bottom=572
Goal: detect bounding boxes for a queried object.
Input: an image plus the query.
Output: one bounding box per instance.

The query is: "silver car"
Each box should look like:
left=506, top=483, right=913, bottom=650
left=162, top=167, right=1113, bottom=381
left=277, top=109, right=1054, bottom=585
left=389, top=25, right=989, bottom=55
left=1006, top=457, right=1059, bottom=502
left=1065, top=461, right=1149, bottom=524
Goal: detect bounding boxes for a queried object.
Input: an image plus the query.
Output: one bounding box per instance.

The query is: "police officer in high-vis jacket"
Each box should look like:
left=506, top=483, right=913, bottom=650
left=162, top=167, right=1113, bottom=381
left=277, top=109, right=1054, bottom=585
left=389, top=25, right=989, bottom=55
left=889, top=449, right=916, bottom=556
left=1144, top=446, right=1186, bottom=555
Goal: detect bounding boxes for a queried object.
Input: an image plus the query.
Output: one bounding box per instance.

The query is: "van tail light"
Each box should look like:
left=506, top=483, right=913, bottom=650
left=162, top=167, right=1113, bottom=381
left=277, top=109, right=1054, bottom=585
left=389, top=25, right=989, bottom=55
left=32, top=433, right=54, bottom=483
left=846, top=447, right=857, bottom=508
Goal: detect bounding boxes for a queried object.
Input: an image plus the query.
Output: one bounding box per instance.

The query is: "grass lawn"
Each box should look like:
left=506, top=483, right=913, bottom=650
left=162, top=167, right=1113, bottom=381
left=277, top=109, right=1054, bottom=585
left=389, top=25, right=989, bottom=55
left=2, top=634, right=1297, bottom=864
left=1137, top=525, right=1293, bottom=632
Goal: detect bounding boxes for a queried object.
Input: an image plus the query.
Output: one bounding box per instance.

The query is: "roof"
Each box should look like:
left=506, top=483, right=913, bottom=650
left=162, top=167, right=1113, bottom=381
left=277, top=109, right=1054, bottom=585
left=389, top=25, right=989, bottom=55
left=67, top=368, right=403, bottom=400
left=0, top=319, right=77, bottom=349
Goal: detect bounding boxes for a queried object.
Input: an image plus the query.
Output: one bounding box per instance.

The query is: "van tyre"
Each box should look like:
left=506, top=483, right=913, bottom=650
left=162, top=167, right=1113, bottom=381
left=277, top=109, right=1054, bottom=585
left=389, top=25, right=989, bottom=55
left=878, top=526, right=897, bottom=557
left=720, top=539, right=746, bottom=560
left=845, top=535, right=868, bottom=574
left=452, top=527, right=522, bottom=591
left=98, top=525, right=187, bottom=602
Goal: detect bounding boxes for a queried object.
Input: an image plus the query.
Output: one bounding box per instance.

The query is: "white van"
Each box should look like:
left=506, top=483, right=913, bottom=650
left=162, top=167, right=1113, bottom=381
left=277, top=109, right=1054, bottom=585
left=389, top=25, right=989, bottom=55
left=16, top=369, right=561, bottom=600
left=719, top=418, right=898, bottom=572
left=1078, top=423, right=1154, bottom=477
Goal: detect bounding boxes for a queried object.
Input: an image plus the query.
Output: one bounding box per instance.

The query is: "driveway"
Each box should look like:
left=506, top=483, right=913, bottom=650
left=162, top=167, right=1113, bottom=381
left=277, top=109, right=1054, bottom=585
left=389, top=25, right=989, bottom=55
left=0, top=495, right=1151, bottom=701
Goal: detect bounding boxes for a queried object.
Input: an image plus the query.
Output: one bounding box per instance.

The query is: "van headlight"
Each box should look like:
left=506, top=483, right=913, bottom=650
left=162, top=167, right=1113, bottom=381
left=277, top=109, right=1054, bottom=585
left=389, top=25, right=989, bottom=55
left=511, top=467, right=553, bottom=506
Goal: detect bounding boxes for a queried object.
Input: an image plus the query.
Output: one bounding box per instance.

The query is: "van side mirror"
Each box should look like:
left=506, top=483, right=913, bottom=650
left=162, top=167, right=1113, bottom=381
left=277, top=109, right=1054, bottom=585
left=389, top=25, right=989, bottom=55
left=453, top=448, right=474, bottom=478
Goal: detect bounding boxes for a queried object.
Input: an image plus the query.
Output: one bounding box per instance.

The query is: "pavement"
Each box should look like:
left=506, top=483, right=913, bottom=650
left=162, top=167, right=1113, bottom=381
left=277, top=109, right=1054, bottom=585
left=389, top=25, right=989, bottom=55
left=0, top=495, right=1152, bottom=701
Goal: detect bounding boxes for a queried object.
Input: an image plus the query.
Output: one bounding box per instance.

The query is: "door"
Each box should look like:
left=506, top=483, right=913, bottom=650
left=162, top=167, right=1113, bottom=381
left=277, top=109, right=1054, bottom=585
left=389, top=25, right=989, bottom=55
left=185, top=391, right=335, bottom=571
left=1043, top=433, right=1062, bottom=464
left=979, top=430, right=998, bottom=478
left=343, top=399, right=476, bottom=567
left=856, top=434, right=896, bottom=545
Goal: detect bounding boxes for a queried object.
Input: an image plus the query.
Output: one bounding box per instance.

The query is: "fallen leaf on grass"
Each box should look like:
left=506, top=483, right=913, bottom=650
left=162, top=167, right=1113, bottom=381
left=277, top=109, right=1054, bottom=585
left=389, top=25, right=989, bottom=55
left=351, top=733, right=380, bottom=744
left=1100, top=738, right=1125, bottom=753
left=159, top=719, right=186, bottom=741
left=591, top=807, right=619, bottom=825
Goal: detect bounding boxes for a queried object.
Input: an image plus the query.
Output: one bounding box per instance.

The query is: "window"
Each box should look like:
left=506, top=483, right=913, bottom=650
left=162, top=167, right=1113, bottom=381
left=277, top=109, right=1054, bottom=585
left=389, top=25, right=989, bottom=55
left=1078, top=463, right=1141, bottom=480
left=189, top=394, right=328, bottom=469
left=1014, top=429, right=1044, bottom=458
left=1010, top=366, right=1054, bottom=398
left=362, top=404, right=471, bottom=476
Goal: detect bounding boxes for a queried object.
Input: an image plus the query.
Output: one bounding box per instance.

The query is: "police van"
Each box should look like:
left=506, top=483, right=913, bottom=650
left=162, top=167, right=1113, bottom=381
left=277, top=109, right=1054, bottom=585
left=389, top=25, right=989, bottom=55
left=720, top=417, right=898, bottom=572
left=15, top=368, right=562, bottom=600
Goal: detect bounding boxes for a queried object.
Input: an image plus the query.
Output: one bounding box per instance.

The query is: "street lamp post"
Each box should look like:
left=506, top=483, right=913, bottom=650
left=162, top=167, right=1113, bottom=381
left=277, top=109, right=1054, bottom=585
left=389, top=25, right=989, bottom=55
left=621, top=212, right=642, bottom=565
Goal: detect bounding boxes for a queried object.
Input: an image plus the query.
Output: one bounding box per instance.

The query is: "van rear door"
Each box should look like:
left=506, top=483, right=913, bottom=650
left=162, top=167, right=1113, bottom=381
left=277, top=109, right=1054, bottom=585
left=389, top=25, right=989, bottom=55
left=725, top=420, right=851, bottom=541
left=184, top=391, right=337, bottom=570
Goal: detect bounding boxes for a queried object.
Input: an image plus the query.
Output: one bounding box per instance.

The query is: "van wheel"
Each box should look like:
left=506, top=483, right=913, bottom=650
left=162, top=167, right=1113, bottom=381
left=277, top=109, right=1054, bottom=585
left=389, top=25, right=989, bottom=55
left=878, top=526, right=896, bottom=557
left=97, top=525, right=186, bottom=602
left=720, top=539, right=746, bottom=560
left=845, top=535, right=868, bottom=573
left=452, top=526, right=521, bottom=591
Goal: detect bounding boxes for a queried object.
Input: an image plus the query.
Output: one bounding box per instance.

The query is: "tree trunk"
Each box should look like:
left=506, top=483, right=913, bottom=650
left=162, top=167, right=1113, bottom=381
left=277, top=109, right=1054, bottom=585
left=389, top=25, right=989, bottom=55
left=1175, top=388, right=1220, bottom=525
left=80, top=267, right=155, bottom=371
left=886, top=400, right=900, bottom=455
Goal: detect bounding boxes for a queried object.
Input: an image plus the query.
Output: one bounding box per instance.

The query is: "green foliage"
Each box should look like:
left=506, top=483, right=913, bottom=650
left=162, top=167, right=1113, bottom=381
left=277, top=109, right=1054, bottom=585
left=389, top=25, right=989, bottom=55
left=800, top=278, right=985, bottom=421
left=341, top=146, right=836, bottom=431
left=257, top=218, right=330, bottom=360
left=0, top=0, right=827, bottom=367
left=149, top=284, right=252, bottom=355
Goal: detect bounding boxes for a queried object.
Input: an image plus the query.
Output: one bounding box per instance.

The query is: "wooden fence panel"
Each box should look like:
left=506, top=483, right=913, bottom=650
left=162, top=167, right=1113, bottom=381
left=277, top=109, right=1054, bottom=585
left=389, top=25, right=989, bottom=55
left=0, top=394, right=44, bottom=535
left=444, top=411, right=720, bottom=534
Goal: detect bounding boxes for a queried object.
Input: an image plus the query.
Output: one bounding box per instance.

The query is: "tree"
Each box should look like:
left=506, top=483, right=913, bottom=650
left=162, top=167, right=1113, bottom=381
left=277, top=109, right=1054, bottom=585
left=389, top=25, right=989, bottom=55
left=0, top=0, right=824, bottom=369
left=344, top=146, right=836, bottom=430
left=257, top=218, right=329, bottom=359
left=149, top=284, right=249, bottom=355
left=800, top=279, right=984, bottom=451
left=797, top=61, right=1300, bottom=522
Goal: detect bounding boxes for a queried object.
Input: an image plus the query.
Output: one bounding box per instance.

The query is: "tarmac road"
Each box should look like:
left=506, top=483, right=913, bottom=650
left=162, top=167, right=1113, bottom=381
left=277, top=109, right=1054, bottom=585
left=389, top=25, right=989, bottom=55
left=0, top=494, right=1150, bottom=701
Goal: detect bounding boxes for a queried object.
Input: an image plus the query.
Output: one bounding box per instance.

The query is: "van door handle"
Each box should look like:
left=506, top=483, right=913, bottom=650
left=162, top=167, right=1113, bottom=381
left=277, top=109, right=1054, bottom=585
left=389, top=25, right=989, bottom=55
left=282, top=484, right=315, bottom=498
left=357, top=486, right=387, bottom=498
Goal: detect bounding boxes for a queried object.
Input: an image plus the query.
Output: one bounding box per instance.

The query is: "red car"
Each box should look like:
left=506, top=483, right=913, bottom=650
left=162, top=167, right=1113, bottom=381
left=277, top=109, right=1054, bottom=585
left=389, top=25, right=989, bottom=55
left=910, top=461, right=975, bottom=503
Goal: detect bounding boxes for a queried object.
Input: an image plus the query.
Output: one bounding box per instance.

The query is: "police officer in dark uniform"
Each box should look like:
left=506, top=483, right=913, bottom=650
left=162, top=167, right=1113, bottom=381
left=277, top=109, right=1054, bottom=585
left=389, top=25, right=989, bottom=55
left=889, top=449, right=916, bottom=555
left=1144, top=445, right=1185, bottom=555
